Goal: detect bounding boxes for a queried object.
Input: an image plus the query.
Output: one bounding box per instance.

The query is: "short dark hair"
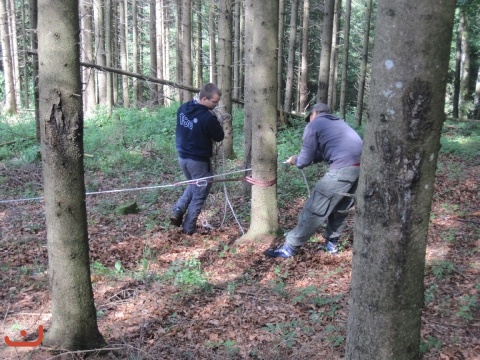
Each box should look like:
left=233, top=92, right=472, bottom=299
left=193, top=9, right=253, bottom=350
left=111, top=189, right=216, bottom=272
left=199, top=83, right=222, bottom=99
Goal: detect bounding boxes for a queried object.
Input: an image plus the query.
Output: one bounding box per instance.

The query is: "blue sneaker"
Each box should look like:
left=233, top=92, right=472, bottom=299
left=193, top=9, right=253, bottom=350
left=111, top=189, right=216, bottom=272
left=264, top=243, right=298, bottom=258
left=324, top=241, right=338, bottom=254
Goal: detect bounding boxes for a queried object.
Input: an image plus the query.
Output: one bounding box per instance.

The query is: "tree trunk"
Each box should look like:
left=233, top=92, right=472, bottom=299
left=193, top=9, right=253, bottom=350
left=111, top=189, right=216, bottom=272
left=328, top=0, right=341, bottom=112
left=0, top=0, right=17, bottom=114
left=81, top=0, right=95, bottom=116
left=339, top=0, right=351, bottom=118
left=181, top=0, right=193, bottom=100
left=233, top=0, right=241, bottom=99
left=132, top=0, right=139, bottom=108
left=156, top=0, right=165, bottom=106
left=8, top=0, right=21, bottom=107
left=277, top=0, right=285, bottom=119
left=317, top=0, right=335, bottom=103
left=29, top=0, right=39, bottom=140
left=94, top=0, right=106, bottom=104
left=474, top=65, right=480, bottom=119
left=119, top=0, right=129, bottom=107
left=105, top=0, right=113, bottom=114
left=346, top=1, right=456, bottom=358
left=354, top=0, right=372, bottom=126
left=38, top=0, right=106, bottom=350
left=217, top=0, right=234, bottom=159
left=458, top=10, right=470, bottom=120
left=239, top=0, right=279, bottom=242
left=298, top=0, right=310, bottom=112
left=283, top=0, right=299, bottom=112
left=195, top=0, right=203, bottom=87
left=209, top=0, right=217, bottom=84
left=150, top=0, right=158, bottom=105
left=452, top=18, right=461, bottom=120
left=21, top=0, right=29, bottom=109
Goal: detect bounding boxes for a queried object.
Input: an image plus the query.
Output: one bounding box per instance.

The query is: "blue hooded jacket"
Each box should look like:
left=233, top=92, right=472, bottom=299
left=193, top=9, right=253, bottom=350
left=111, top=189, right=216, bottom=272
left=175, top=99, right=225, bottom=162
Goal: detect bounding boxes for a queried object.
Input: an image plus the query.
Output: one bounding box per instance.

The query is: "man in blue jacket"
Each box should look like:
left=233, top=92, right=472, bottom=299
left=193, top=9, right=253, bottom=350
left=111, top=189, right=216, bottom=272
left=265, top=102, right=363, bottom=257
left=170, top=83, right=225, bottom=235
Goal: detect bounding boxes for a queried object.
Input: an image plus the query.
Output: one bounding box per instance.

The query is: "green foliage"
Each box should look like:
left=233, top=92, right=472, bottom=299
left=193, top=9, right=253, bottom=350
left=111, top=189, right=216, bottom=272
left=420, top=336, right=443, bottom=353
left=430, top=260, right=455, bottom=278
left=164, top=257, right=208, bottom=289
left=456, top=294, right=479, bottom=321
left=440, top=121, right=480, bottom=161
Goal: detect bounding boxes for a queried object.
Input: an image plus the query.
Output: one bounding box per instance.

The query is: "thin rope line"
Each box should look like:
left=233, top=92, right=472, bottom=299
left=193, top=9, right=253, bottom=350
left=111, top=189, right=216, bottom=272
left=0, top=168, right=253, bottom=204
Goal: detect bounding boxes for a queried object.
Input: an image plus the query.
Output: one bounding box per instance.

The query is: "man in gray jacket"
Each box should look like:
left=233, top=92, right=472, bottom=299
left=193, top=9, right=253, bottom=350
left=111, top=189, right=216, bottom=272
left=265, top=102, right=363, bottom=258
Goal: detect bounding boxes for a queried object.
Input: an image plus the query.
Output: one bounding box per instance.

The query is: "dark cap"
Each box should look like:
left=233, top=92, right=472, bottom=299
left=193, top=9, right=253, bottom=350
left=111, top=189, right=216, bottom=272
left=305, top=102, right=330, bottom=122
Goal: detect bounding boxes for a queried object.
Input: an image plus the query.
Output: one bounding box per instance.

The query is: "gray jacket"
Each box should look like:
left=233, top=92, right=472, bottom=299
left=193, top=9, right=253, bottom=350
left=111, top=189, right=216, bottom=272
left=295, top=113, right=363, bottom=170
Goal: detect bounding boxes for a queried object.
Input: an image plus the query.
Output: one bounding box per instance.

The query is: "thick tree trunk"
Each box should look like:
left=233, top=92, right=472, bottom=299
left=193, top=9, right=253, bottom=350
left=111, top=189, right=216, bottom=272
left=346, top=1, right=456, bottom=358
left=217, top=0, right=234, bottom=159
left=38, top=0, right=105, bottom=350
left=283, top=0, right=299, bottom=112
left=239, top=0, right=279, bottom=242
left=317, top=0, right=335, bottom=103
left=354, top=0, right=372, bottom=126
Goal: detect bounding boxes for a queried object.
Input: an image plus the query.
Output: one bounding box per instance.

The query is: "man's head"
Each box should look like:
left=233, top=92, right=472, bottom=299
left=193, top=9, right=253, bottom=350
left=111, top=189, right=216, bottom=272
left=198, top=83, right=222, bottom=109
left=305, top=102, right=330, bottom=122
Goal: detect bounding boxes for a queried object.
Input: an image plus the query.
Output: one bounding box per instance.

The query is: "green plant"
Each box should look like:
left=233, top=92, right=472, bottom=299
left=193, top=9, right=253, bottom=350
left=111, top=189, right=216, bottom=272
left=424, top=283, right=439, bottom=303
left=325, top=325, right=345, bottom=347
left=420, top=336, right=443, bottom=353
left=164, top=257, right=208, bottom=289
left=262, top=320, right=311, bottom=348
left=456, top=295, right=478, bottom=321
left=430, top=260, right=454, bottom=278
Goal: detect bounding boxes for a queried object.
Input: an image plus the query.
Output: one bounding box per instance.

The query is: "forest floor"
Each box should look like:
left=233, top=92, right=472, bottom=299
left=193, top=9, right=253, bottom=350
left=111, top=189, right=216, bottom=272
left=0, top=153, right=479, bottom=360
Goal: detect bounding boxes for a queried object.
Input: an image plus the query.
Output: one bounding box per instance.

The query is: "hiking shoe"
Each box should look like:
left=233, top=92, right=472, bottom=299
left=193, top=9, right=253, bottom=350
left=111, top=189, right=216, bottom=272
left=264, top=243, right=298, bottom=258
left=324, top=241, right=338, bottom=254
left=169, top=208, right=184, bottom=227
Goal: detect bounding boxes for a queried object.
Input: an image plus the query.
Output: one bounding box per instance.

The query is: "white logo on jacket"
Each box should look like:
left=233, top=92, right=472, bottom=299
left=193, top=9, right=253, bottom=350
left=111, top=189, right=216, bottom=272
left=179, top=113, right=196, bottom=130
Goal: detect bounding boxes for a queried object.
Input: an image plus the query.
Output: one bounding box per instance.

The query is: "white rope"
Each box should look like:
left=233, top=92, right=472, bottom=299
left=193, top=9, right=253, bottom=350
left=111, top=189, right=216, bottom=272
left=0, top=168, right=252, bottom=204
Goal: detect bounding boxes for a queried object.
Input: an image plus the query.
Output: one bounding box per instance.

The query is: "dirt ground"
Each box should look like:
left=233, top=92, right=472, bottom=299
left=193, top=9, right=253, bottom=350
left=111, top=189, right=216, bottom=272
left=0, top=154, right=479, bottom=359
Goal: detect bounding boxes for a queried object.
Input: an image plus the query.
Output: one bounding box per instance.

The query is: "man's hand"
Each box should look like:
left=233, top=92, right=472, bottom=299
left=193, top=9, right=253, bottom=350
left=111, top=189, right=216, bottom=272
left=286, top=155, right=297, bottom=166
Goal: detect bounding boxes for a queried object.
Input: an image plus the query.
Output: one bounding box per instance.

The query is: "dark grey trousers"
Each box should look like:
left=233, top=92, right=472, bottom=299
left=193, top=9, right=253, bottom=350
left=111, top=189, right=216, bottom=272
left=285, top=165, right=360, bottom=248
left=174, top=157, right=212, bottom=233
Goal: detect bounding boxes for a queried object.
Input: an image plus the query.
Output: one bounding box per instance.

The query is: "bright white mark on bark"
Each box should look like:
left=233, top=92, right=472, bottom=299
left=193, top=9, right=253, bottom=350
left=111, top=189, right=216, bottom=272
left=385, top=60, right=394, bottom=70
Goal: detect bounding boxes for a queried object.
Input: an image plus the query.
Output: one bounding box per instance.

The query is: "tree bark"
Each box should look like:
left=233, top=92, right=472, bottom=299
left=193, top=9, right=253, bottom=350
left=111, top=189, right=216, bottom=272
left=209, top=0, right=217, bottom=84
left=339, top=0, right=351, bottom=118
left=29, top=0, right=39, bottom=140
left=195, top=0, right=203, bottom=87
left=458, top=10, right=470, bottom=120
left=132, top=0, right=139, bottom=108
left=21, top=0, right=29, bottom=109
left=474, top=65, right=480, bottom=119
left=156, top=0, right=165, bottom=106
left=354, top=0, right=373, bottom=126
left=239, top=0, right=279, bottom=242
left=181, top=0, right=192, bottom=101
left=217, top=0, right=234, bottom=159
left=80, top=0, right=96, bottom=117
left=8, top=0, right=21, bottom=107
left=327, top=0, right=341, bottom=111
left=105, top=0, right=113, bottom=114
left=298, top=0, right=310, bottom=112
left=317, top=0, right=335, bottom=103
left=93, top=0, right=106, bottom=104
left=233, top=0, right=241, bottom=100
left=283, top=0, right=299, bottom=112
left=346, top=1, right=456, bottom=358
left=119, top=0, right=129, bottom=107
left=0, top=0, right=17, bottom=114
left=38, top=0, right=105, bottom=350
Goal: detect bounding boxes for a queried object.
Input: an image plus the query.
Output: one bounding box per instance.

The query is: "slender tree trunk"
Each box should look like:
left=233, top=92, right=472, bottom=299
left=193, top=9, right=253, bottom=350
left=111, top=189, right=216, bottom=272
left=317, top=0, right=335, bottom=103
left=164, top=0, right=171, bottom=104
left=298, top=0, right=310, bottom=112
left=156, top=0, right=165, bottom=106
left=94, top=0, right=106, bottom=104
left=283, top=0, right=299, bottom=112
left=233, top=0, right=241, bottom=99
left=119, top=0, right=129, bottom=107
left=277, top=0, right=285, bottom=114
left=150, top=0, right=158, bottom=105
left=0, top=0, right=16, bottom=114
left=195, top=0, right=203, bottom=86
left=354, top=0, right=372, bottom=126
left=239, top=0, right=279, bottom=242
left=132, top=0, right=139, bottom=108
left=29, top=0, right=39, bottom=139
left=81, top=0, right=95, bottom=116
left=328, top=0, right=341, bottom=111
left=8, top=0, right=21, bottom=107
left=474, top=66, right=480, bottom=119
left=458, top=10, right=470, bottom=121
left=339, top=0, right=351, bottom=118
left=209, top=0, right=217, bottom=84
left=346, top=1, right=456, bottom=358
left=105, top=0, right=113, bottom=114
left=217, top=0, right=234, bottom=159
left=452, top=19, right=461, bottom=119
left=38, top=0, right=106, bottom=349
left=21, top=0, right=29, bottom=109
left=181, top=0, right=192, bottom=100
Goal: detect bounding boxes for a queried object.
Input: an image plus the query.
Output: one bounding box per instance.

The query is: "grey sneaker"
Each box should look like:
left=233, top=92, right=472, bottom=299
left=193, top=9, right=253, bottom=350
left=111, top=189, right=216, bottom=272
left=324, top=241, right=338, bottom=254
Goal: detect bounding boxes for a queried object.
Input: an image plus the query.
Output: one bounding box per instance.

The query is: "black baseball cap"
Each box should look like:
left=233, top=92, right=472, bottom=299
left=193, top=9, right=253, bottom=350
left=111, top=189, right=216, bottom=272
left=305, top=102, right=330, bottom=122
